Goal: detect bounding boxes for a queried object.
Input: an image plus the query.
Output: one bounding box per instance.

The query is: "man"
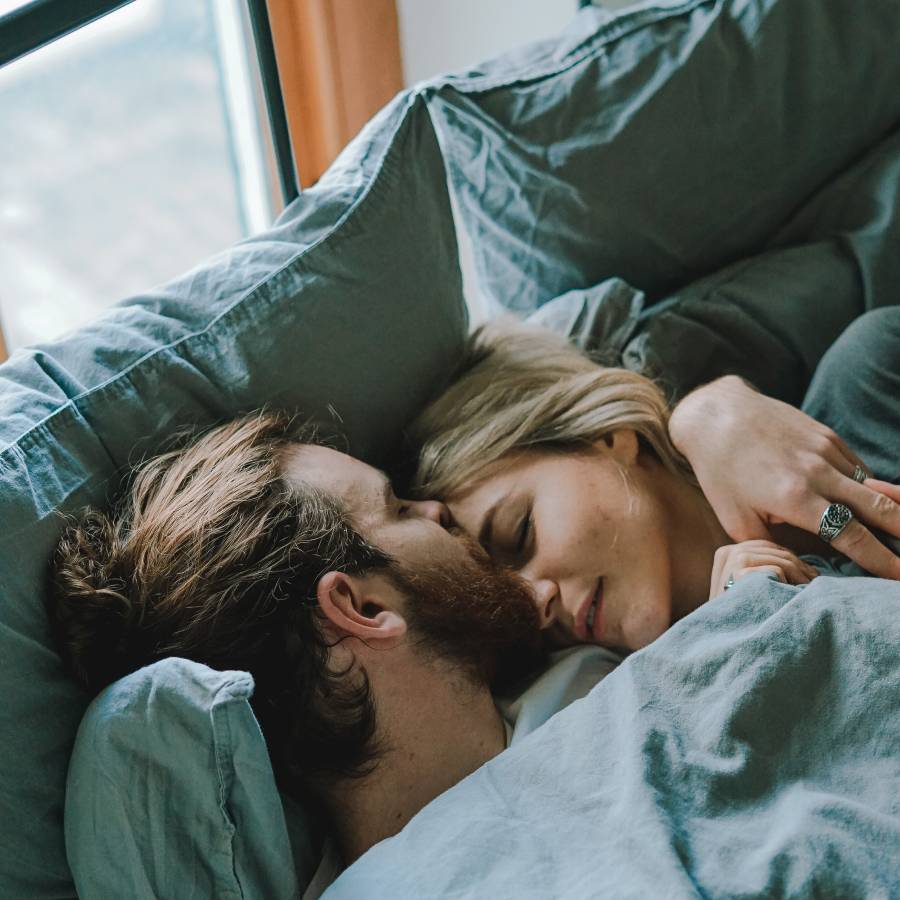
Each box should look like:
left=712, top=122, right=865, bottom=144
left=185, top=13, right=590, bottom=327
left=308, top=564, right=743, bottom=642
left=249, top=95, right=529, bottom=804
left=50, top=411, right=544, bottom=872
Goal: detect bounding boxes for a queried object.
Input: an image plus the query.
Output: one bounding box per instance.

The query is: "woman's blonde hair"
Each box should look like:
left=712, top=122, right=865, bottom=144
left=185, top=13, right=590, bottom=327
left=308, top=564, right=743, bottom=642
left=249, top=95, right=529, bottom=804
left=409, top=317, right=693, bottom=498
left=50, top=411, right=392, bottom=797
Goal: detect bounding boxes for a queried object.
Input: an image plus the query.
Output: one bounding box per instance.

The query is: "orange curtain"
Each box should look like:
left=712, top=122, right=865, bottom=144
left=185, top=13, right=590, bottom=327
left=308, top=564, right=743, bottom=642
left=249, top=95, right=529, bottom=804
left=267, top=0, right=404, bottom=187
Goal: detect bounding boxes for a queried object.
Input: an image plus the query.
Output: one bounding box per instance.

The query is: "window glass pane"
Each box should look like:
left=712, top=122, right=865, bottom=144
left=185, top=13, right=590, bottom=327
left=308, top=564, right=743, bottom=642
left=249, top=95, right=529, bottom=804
left=0, top=0, right=274, bottom=351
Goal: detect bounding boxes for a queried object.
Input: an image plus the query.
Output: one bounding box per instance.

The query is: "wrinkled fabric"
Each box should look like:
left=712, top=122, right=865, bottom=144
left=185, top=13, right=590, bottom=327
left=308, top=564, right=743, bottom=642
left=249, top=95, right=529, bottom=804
left=532, top=123, right=900, bottom=405
left=65, top=659, right=301, bottom=900
left=426, top=0, right=900, bottom=314
left=327, top=574, right=900, bottom=899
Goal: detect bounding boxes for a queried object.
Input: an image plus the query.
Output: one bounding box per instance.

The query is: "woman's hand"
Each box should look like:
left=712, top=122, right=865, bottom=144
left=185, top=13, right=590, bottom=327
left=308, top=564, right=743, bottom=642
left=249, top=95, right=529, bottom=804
left=710, top=540, right=819, bottom=598
left=670, top=375, right=900, bottom=580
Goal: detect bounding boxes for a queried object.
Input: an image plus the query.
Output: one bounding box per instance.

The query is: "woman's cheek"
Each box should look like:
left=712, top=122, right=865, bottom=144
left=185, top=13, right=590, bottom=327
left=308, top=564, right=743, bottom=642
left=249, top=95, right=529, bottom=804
left=621, top=597, right=670, bottom=650
left=615, top=556, right=673, bottom=650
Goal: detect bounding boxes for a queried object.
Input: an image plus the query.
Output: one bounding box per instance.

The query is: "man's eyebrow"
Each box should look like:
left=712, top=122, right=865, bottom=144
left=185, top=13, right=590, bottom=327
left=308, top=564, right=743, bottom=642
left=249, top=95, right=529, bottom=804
left=478, top=495, right=507, bottom=551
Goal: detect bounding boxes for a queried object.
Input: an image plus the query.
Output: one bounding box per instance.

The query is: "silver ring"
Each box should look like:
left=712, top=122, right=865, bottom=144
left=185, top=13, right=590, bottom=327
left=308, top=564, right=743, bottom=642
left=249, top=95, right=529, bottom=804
left=725, top=574, right=735, bottom=590
left=851, top=465, right=867, bottom=483
left=818, top=502, right=853, bottom=543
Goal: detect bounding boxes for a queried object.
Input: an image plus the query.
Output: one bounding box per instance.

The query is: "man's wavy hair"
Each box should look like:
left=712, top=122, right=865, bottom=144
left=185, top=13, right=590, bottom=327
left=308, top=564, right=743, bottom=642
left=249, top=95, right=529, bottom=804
left=49, top=411, right=392, bottom=803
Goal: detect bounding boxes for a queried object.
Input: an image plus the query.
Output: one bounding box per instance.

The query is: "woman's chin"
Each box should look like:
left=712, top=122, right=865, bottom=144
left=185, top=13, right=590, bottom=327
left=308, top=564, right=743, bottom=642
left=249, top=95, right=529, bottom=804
left=619, top=613, right=670, bottom=652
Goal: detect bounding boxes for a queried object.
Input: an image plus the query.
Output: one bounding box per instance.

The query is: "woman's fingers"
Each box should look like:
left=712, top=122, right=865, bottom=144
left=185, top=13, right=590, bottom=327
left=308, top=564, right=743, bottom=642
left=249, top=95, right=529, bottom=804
left=711, top=542, right=816, bottom=597
left=723, top=540, right=817, bottom=578
left=752, top=564, right=788, bottom=584
left=750, top=556, right=813, bottom=585
left=734, top=563, right=811, bottom=587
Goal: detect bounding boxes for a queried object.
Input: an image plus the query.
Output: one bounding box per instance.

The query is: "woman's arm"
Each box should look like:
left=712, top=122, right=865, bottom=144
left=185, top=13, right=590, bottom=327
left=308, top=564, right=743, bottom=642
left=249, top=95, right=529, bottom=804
left=669, top=375, right=900, bottom=579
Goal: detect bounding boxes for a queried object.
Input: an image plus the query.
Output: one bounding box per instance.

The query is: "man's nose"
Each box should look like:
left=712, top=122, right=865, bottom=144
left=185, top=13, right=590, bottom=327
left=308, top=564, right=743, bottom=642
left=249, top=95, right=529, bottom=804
left=405, top=499, right=451, bottom=527
left=526, top=577, right=559, bottom=628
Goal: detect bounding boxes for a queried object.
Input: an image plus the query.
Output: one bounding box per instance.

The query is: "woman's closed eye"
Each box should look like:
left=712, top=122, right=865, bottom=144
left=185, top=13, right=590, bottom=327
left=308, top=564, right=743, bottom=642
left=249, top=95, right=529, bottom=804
left=496, top=506, right=533, bottom=566
left=515, top=510, right=532, bottom=556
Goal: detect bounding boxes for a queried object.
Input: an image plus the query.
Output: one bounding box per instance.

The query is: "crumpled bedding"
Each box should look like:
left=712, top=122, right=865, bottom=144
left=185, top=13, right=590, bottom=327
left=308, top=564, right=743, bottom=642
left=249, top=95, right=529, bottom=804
left=527, top=123, right=900, bottom=407
left=325, top=573, right=900, bottom=899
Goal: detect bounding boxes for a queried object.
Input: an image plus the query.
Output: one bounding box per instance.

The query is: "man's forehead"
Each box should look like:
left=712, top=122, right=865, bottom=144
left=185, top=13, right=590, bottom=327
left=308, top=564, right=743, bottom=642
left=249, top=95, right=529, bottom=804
left=281, top=443, right=386, bottom=517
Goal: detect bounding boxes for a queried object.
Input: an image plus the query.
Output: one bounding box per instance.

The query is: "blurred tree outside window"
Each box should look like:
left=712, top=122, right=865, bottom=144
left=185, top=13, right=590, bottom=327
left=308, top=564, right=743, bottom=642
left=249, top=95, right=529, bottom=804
left=0, top=0, right=280, bottom=353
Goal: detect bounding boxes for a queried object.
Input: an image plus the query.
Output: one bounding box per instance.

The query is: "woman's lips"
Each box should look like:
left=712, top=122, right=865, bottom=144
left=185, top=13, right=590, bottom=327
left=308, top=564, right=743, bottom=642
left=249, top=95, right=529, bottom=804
left=577, top=578, right=604, bottom=643
left=590, top=578, right=604, bottom=642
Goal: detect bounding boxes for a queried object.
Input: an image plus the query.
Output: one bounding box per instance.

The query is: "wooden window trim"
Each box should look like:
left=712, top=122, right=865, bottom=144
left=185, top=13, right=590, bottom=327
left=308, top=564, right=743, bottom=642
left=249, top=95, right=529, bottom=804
left=266, top=0, right=404, bottom=188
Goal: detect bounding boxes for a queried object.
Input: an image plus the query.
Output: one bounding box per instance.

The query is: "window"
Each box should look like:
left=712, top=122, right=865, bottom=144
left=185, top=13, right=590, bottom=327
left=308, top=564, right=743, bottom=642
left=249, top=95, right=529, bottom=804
left=0, top=0, right=288, bottom=352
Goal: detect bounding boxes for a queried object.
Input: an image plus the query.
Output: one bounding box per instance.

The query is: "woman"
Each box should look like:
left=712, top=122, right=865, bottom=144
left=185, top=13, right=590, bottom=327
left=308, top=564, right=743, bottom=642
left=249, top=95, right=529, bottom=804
left=408, top=309, right=900, bottom=653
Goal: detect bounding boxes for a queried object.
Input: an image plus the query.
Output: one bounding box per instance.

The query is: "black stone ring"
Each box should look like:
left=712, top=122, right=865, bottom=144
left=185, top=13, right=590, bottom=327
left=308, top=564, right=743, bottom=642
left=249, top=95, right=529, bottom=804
left=818, top=502, right=853, bottom=543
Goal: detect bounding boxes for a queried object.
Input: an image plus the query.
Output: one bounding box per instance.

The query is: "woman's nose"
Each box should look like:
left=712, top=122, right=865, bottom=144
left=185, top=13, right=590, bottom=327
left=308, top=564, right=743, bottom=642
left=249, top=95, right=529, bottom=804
left=404, top=498, right=451, bottom=527
left=526, top=577, right=559, bottom=628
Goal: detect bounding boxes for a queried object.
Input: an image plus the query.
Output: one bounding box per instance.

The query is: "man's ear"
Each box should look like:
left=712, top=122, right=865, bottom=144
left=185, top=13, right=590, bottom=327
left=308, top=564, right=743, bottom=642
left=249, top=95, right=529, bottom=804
left=595, top=429, right=640, bottom=466
left=315, top=571, right=407, bottom=647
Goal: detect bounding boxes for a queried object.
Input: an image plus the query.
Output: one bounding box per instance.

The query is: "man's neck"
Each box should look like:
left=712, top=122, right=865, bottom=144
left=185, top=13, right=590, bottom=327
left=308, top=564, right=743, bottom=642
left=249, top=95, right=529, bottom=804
left=326, top=665, right=506, bottom=866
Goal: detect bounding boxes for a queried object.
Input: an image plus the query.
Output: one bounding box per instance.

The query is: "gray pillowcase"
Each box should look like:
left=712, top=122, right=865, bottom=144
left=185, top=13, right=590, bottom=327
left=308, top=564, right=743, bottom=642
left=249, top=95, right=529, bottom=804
left=531, top=121, right=900, bottom=406
left=426, top=0, right=900, bottom=315
left=65, top=658, right=305, bottom=899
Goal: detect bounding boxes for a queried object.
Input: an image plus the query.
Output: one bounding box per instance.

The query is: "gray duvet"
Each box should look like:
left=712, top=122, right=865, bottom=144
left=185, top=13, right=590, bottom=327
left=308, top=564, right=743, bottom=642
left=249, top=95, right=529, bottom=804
left=327, top=573, right=900, bottom=898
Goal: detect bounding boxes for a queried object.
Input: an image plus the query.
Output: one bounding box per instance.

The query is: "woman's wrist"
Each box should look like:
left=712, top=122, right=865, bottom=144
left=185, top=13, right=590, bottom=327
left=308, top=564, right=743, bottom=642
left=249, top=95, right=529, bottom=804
left=668, top=375, right=754, bottom=457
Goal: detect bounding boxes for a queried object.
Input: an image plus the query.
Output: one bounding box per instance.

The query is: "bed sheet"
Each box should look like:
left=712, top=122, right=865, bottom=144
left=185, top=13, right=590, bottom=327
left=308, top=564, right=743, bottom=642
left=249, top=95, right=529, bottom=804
left=326, top=572, right=900, bottom=899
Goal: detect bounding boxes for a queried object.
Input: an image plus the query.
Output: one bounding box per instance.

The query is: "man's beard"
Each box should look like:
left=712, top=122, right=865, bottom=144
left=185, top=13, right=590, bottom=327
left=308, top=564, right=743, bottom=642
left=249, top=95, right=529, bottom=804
left=387, top=533, right=546, bottom=690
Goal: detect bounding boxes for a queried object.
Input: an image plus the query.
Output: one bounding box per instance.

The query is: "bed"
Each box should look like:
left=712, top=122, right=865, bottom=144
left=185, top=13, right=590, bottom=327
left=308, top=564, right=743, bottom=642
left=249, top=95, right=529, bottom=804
left=2, top=1, right=900, bottom=897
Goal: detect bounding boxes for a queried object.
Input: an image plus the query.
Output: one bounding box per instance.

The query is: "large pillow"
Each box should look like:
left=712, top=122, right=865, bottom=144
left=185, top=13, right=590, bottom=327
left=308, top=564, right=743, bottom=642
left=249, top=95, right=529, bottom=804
left=529, top=121, right=900, bottom=405
left=0, top=92, right=466, bottom=899
left=424, top=0, right=900, bottom=314
left=65, top=659, right=303, bottom=899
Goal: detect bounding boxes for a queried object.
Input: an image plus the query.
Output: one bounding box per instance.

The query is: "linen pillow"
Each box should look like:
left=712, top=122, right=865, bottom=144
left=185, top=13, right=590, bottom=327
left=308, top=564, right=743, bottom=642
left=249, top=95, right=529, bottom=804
left=65, top=658, right=304, bottom=899
left=530, top=121, right=900, bottom=405
left=0, top=91, right=465, bottom=899
left=425, top=0, right=900, bottom=315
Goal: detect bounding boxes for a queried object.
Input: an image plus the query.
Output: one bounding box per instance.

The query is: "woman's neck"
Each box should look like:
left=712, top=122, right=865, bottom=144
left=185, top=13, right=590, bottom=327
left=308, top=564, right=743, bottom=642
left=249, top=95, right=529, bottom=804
left=657, top=465, right=731, bottom=621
